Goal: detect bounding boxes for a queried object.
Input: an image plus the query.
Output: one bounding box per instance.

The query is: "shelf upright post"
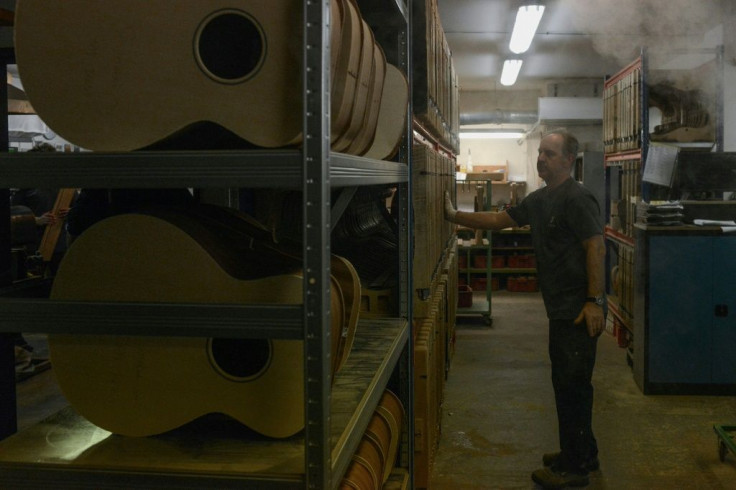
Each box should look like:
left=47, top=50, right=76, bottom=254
left=395, top=1, right=415, bottom=482
left=484, top=181, right=492, bottom=318
left=0, top=53, right=15, bottom=441
left=303, top=0, right=332, bottom=488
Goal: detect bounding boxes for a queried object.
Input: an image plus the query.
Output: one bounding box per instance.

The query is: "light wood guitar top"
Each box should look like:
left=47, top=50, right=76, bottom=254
left=14, top=0, right=405, bottom=156
left=15, top=1, right=320, bottom=150
left=50, top=207, right=359, bottom=438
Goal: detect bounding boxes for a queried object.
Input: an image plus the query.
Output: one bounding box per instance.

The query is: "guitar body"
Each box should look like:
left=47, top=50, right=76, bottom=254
left=332, top=16, right=376, bottom=152
left=346, top=43, right=386, bottom=156
left=363, top=64, right=409, bottom=161
left=15, top=1, right=337, bottom=151
left=331, top=0, right=362, bottom=144
left=14, top=0, right=398, bottom=155
left=49, top=208, right=359, bottom=438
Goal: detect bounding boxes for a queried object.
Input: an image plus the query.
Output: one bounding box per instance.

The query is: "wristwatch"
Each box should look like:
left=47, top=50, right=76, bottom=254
left=585, top=295, right=605, bottom=306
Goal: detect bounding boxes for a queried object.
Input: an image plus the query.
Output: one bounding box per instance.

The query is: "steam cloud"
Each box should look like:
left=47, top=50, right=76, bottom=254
left=558, top=0, right=725, bottom=65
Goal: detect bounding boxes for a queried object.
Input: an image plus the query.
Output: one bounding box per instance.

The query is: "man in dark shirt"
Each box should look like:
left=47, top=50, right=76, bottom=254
left=445, top=129, right=606, bottom=489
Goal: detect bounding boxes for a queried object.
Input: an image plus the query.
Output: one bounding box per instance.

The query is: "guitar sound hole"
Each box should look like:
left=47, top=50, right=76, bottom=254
left=195, top=10, right=265, bottom=83
left=208, top=338, right=272, bottom=381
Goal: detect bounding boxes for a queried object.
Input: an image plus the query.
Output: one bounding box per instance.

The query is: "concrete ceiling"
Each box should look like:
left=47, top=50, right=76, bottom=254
left=436, top=0, right=728, bottom=93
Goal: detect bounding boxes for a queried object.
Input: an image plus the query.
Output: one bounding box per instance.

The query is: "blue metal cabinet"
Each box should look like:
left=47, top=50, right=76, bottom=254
left=648, top=236, right=712, bottom=384
left=712, top=236, right=736, bottom=383
left=635, top=229, right=736, bottom=394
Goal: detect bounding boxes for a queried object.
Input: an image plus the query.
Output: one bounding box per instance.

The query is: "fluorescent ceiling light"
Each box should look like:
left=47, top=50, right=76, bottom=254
left=459, top=129, right=526, bottom=139
left=500, top=59, right=523, bottom=86
left=509, top=5, right=545, bottom=54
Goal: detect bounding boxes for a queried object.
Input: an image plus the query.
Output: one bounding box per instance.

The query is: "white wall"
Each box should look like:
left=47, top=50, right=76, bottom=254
left=457, top=122, right=603, bottom=211
left=458, top=128, right=532, bottom=211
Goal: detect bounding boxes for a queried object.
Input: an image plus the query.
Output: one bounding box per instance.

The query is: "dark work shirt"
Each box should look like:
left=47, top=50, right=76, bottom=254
left=506, top=178, right=603, bottom=319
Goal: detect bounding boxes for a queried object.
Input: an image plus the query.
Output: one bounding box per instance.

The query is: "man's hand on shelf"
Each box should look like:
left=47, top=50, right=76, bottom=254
left=444, top=191, right=458, bottom=222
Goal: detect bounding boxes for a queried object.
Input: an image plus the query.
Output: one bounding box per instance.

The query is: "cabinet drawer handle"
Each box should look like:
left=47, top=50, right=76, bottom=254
left=715, top=304, right=729, bottom=317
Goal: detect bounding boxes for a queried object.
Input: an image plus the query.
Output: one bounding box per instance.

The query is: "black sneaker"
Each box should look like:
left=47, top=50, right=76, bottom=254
left=542, top=452, right=600, bottom=472
left=532, top=466, right=589, bottom=489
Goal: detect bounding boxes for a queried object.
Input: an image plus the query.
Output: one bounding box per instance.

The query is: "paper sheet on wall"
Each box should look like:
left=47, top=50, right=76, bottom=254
left=642, top=143, right=680, bottom=187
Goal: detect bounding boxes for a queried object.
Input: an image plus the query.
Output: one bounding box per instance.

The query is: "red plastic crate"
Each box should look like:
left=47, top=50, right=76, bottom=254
left=471, top=277, right=487, bottom=291
left=458, top=285, right=473, bottom=307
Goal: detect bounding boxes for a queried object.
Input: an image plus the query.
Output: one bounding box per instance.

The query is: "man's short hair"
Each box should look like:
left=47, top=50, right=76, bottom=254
left=544, top=128, right=579, bottom=159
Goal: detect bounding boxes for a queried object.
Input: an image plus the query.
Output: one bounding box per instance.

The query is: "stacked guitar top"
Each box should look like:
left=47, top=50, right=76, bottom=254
left=48, top=204, right=362, bottom=439
left=10, top=0, right=413, bottom=441
left=603, top=61, right=642, bottom=154
left=414, top=0, right=460, bottom=153
left=340, top=390, right=406, bottom=490
left=14, top=0, right=408, bottom=159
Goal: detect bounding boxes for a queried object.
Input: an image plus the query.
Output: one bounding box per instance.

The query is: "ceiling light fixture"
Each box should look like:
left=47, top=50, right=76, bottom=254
left=500, top=59, right=523, bottom=86
left=459, top=129, right=526, bottom=140
left=509, top=5, right=545, bottom=54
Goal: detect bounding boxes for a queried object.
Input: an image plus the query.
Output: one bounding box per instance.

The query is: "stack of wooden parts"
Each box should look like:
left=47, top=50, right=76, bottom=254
left=413, top=276, right=453, bottom=489
left=621, top=159, right=641, bottom=239
left=465, top=164, right=507, bottom=183
left=413, top=0, right=459, bottom=152
left=613, top=244, right=635, bottom=330
left=412, top=142, right=456, bottom=318
left=603, top=59, right=642, bottom=154
left=441, top=244, right=458, bottom=366
left=15, top=0, right=408, bottom=159
left=48, top=205, right=362, bottom=439
left=340, top=390, right=405, bottom=490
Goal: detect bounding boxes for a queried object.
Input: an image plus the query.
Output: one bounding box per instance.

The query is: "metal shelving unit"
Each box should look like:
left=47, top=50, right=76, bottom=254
left=603, top=46, right=724, bottom=378
left=0, top=1, right=413, bottom=488
left=455, top=178, right=492, bottom=324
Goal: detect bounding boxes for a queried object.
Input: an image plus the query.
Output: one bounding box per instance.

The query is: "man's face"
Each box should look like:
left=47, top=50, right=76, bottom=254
left=536, top=134, right=571, bottom=184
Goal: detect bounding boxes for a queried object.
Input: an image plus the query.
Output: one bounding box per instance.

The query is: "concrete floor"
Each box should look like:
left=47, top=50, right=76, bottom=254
left=430, top=291, right=736, bottom=489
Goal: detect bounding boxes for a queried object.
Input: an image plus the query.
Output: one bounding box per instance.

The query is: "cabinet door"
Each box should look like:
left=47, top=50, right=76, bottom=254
left=712, top=236, right=736, bottom=383
left=648, top=236, right=712, bottom=383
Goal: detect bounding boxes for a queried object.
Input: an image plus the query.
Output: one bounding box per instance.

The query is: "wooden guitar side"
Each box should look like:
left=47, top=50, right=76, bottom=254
left=363, top=64, right=409, bottom=161
left=332, top=15, right=375, bottom=152
left=15, top=1, right=354, bottom=151
left=49, top=210, right=356, bottom=438
left=346, top=42, right=386, bottom=156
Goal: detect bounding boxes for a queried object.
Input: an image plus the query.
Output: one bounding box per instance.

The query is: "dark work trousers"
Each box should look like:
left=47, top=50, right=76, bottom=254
left=548, top=319, right=599, bottom=473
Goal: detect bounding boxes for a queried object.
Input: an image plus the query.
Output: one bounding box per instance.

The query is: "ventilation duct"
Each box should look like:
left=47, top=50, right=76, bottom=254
left=460, top=110, right=538, bottom=126
left=537, top=97, right=602, bottom=124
